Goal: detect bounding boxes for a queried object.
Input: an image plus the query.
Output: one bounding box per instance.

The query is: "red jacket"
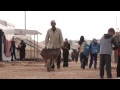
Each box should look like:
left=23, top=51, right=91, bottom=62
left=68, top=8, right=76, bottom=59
left=116, top=48, right=120, bottom=56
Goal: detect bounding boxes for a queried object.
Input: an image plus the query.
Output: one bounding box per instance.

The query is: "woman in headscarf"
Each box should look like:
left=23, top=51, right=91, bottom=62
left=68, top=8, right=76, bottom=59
left=78, top=36, right=89, bottom=69
left=17, top=40, right=26, bottom=61
left=62, top=38, right=70, bottom=67
left=79, top=36, right=85, bottom=63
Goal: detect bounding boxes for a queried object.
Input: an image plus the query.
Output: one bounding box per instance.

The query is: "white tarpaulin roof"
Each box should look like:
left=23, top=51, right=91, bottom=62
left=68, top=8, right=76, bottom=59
left=3, top=29, right=42, bottom=35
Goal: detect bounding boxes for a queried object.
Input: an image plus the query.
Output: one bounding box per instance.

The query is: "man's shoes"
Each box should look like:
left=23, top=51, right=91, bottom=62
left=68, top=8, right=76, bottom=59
left=100, top=77, right=104, bottom=79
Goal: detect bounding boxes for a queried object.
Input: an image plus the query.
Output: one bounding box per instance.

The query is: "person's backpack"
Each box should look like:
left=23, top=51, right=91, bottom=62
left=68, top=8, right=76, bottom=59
left=83, top=41, right=90, bottom=56
left=91, top=43, right=99, bottom=54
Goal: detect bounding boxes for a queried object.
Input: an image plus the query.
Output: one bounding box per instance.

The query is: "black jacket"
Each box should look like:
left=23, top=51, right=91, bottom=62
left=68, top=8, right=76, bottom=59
left=63, top=42, right=70, bottom=53
left=10, top=44, right=16, bottom=53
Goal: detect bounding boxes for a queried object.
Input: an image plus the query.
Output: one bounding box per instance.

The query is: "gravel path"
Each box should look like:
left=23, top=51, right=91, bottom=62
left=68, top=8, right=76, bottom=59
left=0, top=61, right=118, bottom=79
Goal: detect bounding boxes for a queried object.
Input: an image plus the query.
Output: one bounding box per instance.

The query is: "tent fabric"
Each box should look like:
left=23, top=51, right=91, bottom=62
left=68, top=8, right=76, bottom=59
left=4, top=35, right=14, bottom=57
left=15, top=37, right=43, bottom=50
left=3, top=29, right=42, bottom=35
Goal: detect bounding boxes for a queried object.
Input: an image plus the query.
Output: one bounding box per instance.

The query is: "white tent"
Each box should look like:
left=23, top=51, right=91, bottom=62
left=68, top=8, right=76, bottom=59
left=3, top=29, right=42, bottom=61
left=3, top=29, right=42, bottom=35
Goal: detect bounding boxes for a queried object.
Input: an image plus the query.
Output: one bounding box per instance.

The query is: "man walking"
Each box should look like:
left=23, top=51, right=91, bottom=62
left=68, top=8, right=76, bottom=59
left=62, top=38, right=70, bottom=67
left=45, top=20, right=64, bottom=69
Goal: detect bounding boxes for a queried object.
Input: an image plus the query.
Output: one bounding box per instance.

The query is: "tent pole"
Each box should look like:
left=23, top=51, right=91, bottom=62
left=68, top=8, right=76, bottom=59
left=25, top=11, right=26, bottom=31
left=34, top=35, right=35, bottom=61
left=116, top=16, right=117, bottom=32
left=30, top=35, right=31, bottom=60
left=37, top=34, right=38, bottom=60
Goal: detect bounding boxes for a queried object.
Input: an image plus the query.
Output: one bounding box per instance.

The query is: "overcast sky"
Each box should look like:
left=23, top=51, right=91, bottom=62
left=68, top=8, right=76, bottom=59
left=0, top=11, right=120, bottom=42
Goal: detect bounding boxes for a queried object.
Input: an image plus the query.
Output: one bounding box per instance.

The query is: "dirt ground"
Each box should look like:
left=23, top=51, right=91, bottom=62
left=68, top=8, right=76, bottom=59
left=0, top=60, right=118, bottom=79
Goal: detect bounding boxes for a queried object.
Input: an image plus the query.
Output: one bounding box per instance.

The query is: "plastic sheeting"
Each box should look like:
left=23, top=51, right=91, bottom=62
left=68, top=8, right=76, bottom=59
left=3, top=34, right=14, bottom=58
left=0, top=19, right=15, bottom=61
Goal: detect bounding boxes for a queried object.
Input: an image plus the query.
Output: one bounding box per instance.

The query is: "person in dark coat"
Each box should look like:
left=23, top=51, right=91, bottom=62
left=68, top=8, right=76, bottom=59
left=62, top=38, right=70, bottom=67
left=115, top=42, right=120, bottom=77
left=75, top=48, right=80, bottom=63
left=17, top=40, right=26, bottom=61
left=9, top=41, right=16, bottom=61
left=71, top=49, right=75, bottom=61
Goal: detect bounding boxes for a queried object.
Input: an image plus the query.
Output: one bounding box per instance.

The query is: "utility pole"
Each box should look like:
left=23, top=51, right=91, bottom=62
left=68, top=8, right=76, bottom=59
left=25, top=11, right=26, bottom=31
left=116, top=16, right=118, bottom=32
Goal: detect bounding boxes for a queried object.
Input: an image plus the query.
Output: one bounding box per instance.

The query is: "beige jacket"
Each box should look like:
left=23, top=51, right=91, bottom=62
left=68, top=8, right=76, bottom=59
left=79, top=42, right=85, bottom=53
left=45, top=28, right=64, bottom=49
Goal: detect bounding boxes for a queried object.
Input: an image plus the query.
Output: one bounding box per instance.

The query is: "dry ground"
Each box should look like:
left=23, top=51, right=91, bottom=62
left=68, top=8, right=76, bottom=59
left=0, top=60, right=118, bottom=79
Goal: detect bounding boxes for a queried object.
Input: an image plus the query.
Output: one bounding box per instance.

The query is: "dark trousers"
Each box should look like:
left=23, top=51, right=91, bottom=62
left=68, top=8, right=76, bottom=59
left=80, top=52, right=84, bottom=63
left=72, top=56, right=74, bottom=61
left=80, top=52, right=88, bottom=69
left=20, top=52, right=25, bottom=60
left=11, top=52, right=16, bottom=61
left=63, top=52, right=69, bottom=67
left=89, top=53, right=97, bottom=69
left=51, top=51, right=61, bottom=69
left=100, top=54, right=112, bottom=78
left=117, top=56, right=120, bottom=77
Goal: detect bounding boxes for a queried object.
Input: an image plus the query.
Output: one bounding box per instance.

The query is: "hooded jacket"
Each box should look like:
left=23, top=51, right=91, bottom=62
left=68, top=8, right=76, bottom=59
left=100, top=34, right=118, bottom=55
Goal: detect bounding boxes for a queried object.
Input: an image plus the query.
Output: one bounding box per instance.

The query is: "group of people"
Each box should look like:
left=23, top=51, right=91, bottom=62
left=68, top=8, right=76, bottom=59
left=45, top=20, right=120, bottom=79
left=9, top=40, right=26, bottom=61
left=78, top=37, right=100, bottom=69
left=8, top=19, right=120, bottom=79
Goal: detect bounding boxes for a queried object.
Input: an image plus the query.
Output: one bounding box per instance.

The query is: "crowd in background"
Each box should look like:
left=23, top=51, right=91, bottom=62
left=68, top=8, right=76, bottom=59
left=9, top=20, right=120, bottom=79
left=44, top=20, right=120, bottom=79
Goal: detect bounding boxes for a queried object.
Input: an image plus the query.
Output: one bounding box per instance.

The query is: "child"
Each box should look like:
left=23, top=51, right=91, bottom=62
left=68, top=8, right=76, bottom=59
left=89, top=39, right=99, bottom=69
left=71, top=49, right=75, bottom=62
left=79, top=36, right=90, bottom=69
left=71, top=49, right=78, bottom=62
left=99, top=28, right=119, bottom=79
left=74, top=49, right=79, bottom=63
left=9, top=41, right=16, bottom=61
left=75, top=48, right=80, bottom=63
